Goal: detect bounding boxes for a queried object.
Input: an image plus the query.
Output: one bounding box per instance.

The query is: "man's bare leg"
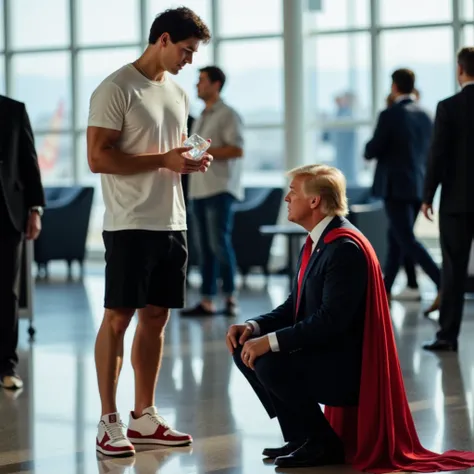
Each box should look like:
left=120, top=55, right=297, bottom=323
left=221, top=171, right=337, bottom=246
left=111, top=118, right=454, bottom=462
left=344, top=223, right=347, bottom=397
left=95, top=308, right=134, bottom=415
left=131, top=305, right=169, bottom=416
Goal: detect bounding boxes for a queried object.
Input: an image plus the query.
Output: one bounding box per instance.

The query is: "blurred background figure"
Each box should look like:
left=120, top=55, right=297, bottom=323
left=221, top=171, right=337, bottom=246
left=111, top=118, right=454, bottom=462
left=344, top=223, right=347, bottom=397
left=384, top=91, right=421, bottom=300
left=364, top=69, right=440, bottom=307
left=0, top=97, right=44, bottom=390
left=422, top=47, right=474, bottom=352
left=181, top=66, right=244, bottom=318
left=323, top=92, right=357, bottom=185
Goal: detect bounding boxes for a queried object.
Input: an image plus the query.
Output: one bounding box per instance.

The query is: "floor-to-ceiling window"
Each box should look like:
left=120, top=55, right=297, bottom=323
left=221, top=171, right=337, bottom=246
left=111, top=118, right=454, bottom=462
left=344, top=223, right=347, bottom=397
left=215, top=0, right=284, bottom=187
left=3, top=0, right=473, bottom=251
left=304, top=0, right=373, bottom=187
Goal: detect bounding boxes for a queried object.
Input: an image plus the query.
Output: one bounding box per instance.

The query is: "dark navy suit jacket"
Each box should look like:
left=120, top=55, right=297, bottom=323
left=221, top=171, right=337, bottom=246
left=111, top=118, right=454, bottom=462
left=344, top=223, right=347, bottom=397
left=424, top=84, right=474, bottom=213
left=252, top=217, right=367, bottom=406
left=0, top=96, right=45, bottom=233
left=364, top=98, right=433, bottom=201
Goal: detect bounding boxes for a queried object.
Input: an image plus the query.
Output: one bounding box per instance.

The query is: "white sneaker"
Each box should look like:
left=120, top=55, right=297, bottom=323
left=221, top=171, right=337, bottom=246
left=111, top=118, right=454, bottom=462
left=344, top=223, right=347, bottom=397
left=392, top=287, right=421, bottom=301
left=127, top=406, right=192, bottom=446
left=96, top=413, right=135, bottom=457
left=0, top=374, right=23, bottom=390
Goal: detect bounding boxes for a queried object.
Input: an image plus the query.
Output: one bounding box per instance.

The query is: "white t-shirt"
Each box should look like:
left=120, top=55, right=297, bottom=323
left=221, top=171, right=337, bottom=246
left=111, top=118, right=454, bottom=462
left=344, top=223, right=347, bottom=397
left=88, top=64, right=189, bottom=232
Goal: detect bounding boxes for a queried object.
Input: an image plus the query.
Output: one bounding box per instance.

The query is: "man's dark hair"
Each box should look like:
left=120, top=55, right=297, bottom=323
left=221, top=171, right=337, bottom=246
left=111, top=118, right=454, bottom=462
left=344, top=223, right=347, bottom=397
left=391, top=68, right=415, bottom=94
left=457, top=47, right=474, bottom=76
left=200, top=66, right=226, bottom=91
left=149, top=7, right=211, bottom=45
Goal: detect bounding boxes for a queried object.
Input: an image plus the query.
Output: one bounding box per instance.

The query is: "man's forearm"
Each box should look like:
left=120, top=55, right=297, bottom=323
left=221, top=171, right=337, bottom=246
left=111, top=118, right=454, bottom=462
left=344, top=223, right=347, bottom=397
left=89, top=148, right=165, bottom=175
left=209, top=146, right=243, bottom=160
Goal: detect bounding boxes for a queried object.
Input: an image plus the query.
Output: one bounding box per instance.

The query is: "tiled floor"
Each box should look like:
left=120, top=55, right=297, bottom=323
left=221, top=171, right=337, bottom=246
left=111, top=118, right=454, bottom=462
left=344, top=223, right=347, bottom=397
left=1, top=264, right=474, bottom=474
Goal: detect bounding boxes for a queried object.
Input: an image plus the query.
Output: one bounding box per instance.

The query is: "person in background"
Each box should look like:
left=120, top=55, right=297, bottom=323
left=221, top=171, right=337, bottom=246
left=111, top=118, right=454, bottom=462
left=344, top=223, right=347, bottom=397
left=364, top=69, right=440, bottom=309
left=0, top=97, right=45, bottom=390
left=181, top=66, right=244, bottom=317
left=422, top=47, right=474, bottom=352
left=323, top=92, right=357, bottom=185
left=384, top=92, right=420, bottom=300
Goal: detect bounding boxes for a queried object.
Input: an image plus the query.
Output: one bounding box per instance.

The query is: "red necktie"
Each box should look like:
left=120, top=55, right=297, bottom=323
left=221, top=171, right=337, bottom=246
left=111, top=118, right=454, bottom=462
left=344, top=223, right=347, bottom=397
left=295, top=235, right=313, bottom=318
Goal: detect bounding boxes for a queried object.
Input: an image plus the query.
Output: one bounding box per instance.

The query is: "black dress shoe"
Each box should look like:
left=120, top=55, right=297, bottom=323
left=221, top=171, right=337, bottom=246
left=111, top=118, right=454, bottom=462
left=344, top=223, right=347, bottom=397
left=274, top=440, right=345, bottom=468
left=224, top=300, right=239, bottom=317
left=262, top=441, right=302, bottom=459
left=422, top=339, right=458, bottom=352
left=180, top=303, right=216, bottom=317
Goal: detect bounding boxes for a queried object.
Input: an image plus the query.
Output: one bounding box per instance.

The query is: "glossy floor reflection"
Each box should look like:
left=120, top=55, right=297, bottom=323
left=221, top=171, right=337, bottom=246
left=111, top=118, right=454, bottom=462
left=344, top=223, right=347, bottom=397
left=2, top=265, right=474, bottom=473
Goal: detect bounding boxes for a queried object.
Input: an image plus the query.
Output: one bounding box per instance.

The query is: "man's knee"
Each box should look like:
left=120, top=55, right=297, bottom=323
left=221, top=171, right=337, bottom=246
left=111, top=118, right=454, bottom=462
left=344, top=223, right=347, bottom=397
left=104, top=308, right=134, bottom=336
left=253, top=352, right=283, bottom=387
left=232, top=345, right=246, bottom=370
left=137, top=306, right=169, bottom=334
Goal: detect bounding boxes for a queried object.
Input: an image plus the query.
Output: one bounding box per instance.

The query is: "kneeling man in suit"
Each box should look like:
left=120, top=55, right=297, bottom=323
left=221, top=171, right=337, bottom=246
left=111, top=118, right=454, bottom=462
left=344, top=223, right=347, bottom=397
left=226, top=164, right=367, bottom=468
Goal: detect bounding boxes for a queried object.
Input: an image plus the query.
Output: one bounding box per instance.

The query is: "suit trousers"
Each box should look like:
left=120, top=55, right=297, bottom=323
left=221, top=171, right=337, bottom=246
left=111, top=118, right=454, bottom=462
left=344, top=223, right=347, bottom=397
left=0, top=219, right=23, bottom=374
left=383, top=199, right=441, bottom=293
left=232, top=345, right=341, bottom=446
left=437, top=212, right=474, bottom=342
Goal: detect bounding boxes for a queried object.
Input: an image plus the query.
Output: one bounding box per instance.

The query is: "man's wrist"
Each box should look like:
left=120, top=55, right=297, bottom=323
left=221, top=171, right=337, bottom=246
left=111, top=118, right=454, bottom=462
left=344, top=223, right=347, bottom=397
left=30, top=206, right=43, bottom=217
left=155, top=153, right=166, bottom=169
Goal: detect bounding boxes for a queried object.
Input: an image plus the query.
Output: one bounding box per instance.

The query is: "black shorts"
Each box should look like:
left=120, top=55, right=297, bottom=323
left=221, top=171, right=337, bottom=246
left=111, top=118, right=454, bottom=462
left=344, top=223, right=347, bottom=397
left=102, top=230, right=187, bottom=309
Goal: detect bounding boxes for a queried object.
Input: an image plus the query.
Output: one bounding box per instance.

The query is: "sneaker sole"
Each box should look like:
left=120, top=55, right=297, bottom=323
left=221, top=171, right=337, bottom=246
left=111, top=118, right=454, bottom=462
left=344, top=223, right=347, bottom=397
left=0, top=381, right=23, bottom=390
left=127, top=437, right=192, bottom=446
left=96, top=445, right=135, bottom=457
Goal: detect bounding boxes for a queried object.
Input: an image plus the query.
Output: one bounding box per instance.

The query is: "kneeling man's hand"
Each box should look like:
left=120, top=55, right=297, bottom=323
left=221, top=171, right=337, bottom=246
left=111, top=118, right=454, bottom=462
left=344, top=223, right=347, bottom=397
left=226, top=324, right=253, bottom=354
left=242, top=336, right=270, bottom=370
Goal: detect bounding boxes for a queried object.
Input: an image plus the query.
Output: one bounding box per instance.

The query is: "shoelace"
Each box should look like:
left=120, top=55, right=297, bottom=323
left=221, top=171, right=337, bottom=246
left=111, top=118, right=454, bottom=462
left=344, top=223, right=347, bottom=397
left=106, top=421, right=127, bottom=441
left=149, top=414, right=171, bottom=429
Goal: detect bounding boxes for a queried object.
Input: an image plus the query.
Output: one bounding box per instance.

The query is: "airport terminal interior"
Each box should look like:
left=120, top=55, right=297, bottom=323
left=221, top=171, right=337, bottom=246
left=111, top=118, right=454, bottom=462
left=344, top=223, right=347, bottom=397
left=2, top=0, right=474, bottom=473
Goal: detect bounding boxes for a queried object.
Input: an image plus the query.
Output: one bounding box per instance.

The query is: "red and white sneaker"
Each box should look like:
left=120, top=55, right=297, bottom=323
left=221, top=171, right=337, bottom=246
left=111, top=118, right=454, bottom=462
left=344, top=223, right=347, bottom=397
left=96, top=413, right=135, bottom=457
left=127, top=406, right=192, bottom=446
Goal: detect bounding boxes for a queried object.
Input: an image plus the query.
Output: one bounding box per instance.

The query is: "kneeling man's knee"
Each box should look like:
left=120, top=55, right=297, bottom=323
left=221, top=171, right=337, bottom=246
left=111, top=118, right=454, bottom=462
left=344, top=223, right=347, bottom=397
left=232, top=345, right=246, bottom=370
left=254, top=352, right=281, bottom=386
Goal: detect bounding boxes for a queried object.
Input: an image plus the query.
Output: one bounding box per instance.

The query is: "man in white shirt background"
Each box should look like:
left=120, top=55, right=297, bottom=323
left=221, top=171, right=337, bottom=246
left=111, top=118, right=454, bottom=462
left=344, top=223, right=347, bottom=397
left=86, top=7, right=211, bottom=457
left=181, top=66, right=244, bottom=318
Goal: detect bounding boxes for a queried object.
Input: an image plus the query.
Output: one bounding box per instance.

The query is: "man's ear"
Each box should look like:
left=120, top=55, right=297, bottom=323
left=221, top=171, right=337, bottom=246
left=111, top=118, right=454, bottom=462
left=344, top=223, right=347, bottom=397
left=160, top=33, right=169, bottom=47
left=310, top=195, right=321, bottom=209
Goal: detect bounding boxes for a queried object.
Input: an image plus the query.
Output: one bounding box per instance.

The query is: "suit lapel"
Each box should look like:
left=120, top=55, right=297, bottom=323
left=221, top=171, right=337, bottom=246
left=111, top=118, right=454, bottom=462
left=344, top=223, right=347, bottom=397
left=295, top=216, right=345, bottom=317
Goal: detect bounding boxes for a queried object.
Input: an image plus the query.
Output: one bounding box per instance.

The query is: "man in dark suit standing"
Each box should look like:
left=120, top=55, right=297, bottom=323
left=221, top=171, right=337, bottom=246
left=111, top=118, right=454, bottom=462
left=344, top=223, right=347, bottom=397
left=364, top=69, right=440, bottom=306
left=0, top=96, right=45, bottom=389
left=422, top=47, right=474, bottom=352
left=226, top=165, right=367, bottom=468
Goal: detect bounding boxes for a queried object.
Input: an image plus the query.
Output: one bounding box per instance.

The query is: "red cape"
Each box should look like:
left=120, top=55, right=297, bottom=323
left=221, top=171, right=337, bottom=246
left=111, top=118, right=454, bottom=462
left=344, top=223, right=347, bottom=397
left=323, top=228, right=474, bottom=473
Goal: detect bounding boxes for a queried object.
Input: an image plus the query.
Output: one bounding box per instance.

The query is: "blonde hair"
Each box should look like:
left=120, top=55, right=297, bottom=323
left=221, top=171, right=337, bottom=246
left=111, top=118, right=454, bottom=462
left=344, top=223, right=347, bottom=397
left=287, top=164, right=349, bottom=217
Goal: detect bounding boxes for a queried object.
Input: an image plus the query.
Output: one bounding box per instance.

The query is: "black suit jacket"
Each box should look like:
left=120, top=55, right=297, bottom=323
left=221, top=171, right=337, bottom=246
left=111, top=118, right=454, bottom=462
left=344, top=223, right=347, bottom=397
left=0, top=96, right=45, bottom=233
left=365, top=98, right=433, bottom=201
left=424, top=84, right=474, bottom=213
left=251, top=217, right=367, bottom=406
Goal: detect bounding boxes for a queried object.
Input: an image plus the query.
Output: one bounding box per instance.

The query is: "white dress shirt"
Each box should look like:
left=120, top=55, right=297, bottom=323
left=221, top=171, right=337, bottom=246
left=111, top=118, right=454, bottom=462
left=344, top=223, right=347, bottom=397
left=248, top=216, right=335, bottom=352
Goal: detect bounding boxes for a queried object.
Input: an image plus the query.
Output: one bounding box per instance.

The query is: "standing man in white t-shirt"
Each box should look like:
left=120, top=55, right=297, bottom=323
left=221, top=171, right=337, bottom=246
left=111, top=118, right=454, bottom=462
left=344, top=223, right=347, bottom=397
left=87, top=7, right=211, bottom=458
